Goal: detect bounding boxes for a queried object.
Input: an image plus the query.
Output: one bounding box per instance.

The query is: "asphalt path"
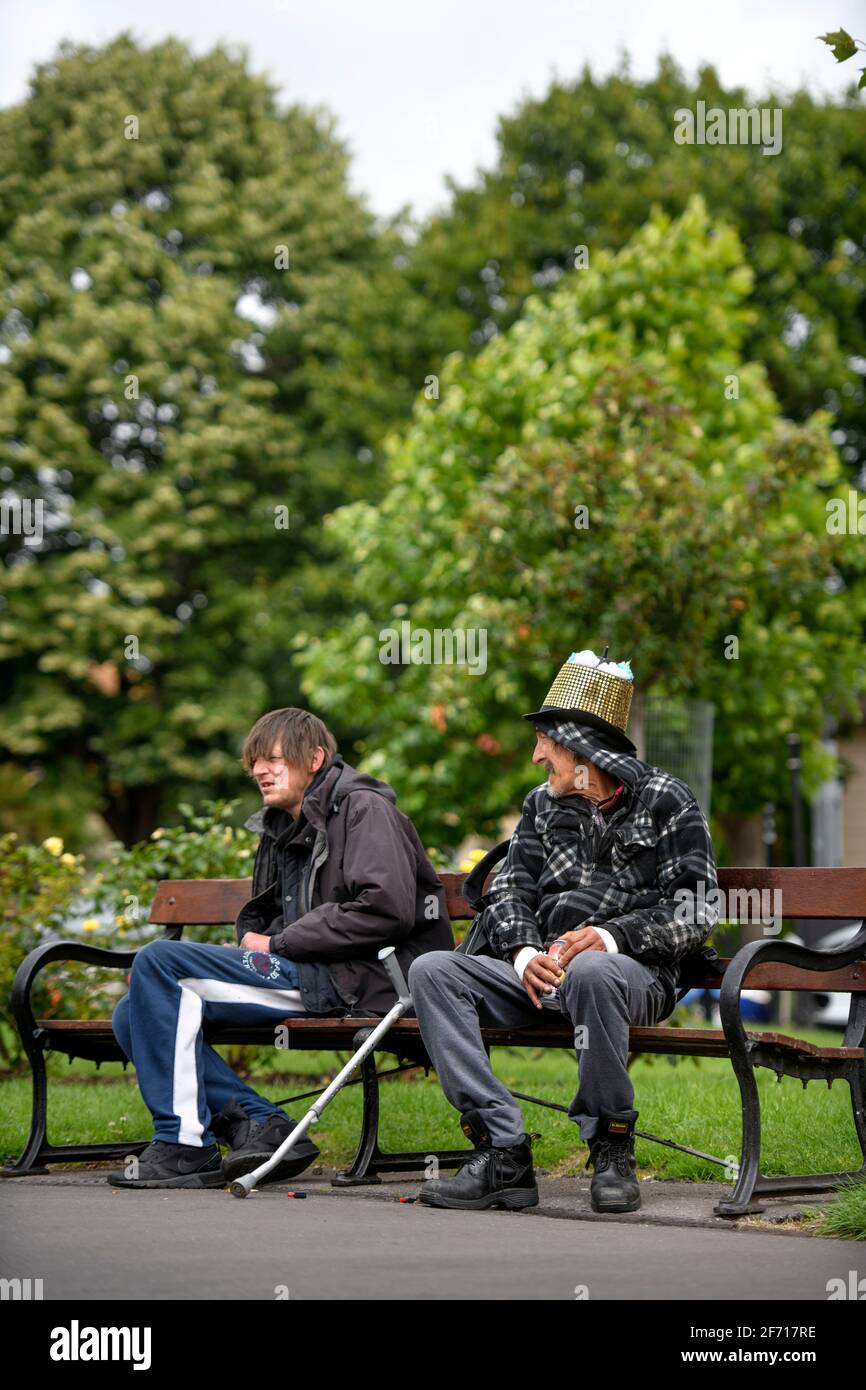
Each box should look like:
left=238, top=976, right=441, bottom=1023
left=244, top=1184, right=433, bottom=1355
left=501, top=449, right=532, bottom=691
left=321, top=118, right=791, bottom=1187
left=1, top=1178, right=852, bottom=1301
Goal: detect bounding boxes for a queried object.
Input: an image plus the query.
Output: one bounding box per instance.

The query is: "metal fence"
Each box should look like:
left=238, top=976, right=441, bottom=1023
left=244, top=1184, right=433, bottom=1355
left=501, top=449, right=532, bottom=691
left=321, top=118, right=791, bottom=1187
left=631, top=694, right=715, bottom=818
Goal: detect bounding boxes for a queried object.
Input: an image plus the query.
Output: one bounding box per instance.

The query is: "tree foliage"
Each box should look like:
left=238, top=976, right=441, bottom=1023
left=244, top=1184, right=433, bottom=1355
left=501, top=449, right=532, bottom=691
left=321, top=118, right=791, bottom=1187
left=0, top=35, right=425, bottom=843
left=407, top=57, right=866, bottom=476
left=297, top=199, right=866, bottom=847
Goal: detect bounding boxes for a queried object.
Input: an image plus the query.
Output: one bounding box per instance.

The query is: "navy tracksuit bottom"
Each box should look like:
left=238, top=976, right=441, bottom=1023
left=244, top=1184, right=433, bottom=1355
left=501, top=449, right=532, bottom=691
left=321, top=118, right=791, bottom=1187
left=111, top=937, right=308, bottom=1148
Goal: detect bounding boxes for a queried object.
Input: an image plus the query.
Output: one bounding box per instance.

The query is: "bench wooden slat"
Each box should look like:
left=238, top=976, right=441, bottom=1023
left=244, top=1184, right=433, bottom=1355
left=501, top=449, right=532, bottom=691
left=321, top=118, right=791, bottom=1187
left=35, top=1017, right=864, bottom=1060
left=149, top=866, right=866, bottom=926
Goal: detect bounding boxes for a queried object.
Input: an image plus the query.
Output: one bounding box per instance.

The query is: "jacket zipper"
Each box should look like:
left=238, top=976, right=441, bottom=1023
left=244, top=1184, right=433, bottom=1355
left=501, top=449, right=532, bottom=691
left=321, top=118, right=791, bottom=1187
left=300, top=829, right=329, bottom=915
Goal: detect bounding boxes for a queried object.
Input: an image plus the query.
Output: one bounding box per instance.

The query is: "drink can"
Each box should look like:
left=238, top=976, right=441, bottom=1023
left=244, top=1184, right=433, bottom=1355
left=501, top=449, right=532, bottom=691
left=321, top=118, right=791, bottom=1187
left=539, top=937, right=568, bottom=1010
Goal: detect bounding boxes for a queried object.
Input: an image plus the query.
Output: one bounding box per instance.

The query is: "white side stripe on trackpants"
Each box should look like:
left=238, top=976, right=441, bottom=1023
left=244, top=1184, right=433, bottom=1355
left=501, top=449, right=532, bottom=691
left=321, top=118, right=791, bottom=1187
left=174, top=976, right=306, bottom=1146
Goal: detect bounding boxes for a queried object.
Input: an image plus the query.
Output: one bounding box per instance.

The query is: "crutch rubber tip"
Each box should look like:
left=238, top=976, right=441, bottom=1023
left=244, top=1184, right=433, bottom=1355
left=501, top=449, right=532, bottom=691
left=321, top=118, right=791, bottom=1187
left=229, top=1181, right=248, bottom=1198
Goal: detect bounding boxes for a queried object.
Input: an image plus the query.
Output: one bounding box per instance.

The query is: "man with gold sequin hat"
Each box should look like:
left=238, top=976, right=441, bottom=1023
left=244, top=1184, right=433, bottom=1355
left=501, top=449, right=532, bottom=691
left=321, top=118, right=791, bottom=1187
left=409, top=646, right=720, bottom=1217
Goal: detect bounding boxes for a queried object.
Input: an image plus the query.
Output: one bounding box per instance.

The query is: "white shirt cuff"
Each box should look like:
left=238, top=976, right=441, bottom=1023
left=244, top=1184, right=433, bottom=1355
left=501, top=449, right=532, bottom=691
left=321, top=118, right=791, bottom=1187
left=511, top=945, right=539, bottom=982
left=594, top=928, right=619, bottom=953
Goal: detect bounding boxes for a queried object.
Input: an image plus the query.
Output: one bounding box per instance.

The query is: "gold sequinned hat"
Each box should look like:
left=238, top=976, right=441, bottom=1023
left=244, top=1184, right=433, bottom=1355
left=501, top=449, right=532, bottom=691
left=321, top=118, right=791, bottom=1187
left=523, top=646, right=637, bottom=754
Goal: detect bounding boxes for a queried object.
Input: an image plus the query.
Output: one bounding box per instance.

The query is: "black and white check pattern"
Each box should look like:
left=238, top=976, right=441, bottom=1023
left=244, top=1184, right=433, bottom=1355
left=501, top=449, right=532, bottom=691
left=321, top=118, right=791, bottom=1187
left=476, top=720, right=720, bottom=999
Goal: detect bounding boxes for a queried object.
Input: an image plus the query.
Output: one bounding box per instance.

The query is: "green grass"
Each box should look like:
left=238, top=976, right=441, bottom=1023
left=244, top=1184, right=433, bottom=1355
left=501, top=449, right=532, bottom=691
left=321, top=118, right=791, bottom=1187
left=806, top=1179, right=866, bottom=1241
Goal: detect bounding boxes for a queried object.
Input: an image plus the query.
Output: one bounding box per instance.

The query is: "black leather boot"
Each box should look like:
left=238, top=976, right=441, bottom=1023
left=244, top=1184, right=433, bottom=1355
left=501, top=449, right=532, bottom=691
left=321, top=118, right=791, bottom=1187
left=418, top=1109, right=539, bottom=1211
left=585, top=1108, right=641, bottom=1213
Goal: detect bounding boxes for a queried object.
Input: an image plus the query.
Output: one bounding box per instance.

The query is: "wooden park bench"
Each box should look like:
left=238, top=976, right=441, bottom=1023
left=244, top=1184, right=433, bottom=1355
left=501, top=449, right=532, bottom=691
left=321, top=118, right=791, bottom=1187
left=5, top=866, right=866, bottom=1217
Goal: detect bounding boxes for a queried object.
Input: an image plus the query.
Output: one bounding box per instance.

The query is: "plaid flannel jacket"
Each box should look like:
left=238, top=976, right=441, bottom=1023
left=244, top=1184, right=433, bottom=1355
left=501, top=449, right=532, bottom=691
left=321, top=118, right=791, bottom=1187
left=476, top=720, right=720, bottom=1018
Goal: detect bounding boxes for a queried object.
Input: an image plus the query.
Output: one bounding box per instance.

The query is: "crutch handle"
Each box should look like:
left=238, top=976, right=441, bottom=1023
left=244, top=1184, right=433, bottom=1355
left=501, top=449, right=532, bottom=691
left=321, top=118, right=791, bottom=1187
left=378, top=945, right=411, bottom=1003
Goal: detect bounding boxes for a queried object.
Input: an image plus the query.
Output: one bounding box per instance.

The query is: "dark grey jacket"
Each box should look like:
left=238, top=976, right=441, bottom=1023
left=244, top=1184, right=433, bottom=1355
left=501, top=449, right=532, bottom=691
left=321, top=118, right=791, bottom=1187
left=234, top=756, right=452, bottom=1015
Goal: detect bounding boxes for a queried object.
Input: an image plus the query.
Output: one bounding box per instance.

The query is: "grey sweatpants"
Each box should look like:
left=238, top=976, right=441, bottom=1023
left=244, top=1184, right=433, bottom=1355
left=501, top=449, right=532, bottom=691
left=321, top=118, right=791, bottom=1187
left=408, top=949, right=669, bottom=1146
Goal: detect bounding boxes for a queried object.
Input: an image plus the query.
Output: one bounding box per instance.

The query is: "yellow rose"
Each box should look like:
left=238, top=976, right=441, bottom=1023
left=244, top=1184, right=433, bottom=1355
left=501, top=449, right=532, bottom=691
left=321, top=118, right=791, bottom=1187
left=458, top=847, right=488, bottom=872
left=60, top=852, right=78, bottom=866
left=151, top=828, right=166, bottom=840
left=81, top=919, right=100, bottom=933
left=42, top=837, right=64, bottom=856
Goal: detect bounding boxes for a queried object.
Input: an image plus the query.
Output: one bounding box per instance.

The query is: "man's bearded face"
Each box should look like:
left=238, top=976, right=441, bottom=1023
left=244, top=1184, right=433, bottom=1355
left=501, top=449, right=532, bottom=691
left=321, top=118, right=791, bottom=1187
left=531, top=730, right=608, bottom=801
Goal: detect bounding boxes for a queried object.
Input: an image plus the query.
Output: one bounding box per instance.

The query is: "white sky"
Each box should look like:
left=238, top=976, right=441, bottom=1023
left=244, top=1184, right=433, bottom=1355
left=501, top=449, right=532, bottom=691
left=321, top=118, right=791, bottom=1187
left=1, top=0, right=863, bottom=220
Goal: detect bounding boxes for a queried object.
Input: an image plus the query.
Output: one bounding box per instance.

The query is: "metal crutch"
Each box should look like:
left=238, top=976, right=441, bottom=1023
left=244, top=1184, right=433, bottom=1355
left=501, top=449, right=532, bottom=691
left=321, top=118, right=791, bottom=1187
left=229, top=945, right=413, bottom=1197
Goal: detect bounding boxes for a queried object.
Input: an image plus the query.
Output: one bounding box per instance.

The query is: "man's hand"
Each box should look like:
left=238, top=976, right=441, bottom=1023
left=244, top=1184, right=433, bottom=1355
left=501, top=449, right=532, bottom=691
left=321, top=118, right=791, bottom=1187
left=551, top=927, right=608, bottom=968
left=238, top=931, right=274, bottom=953
left=522, top=952, right=567, bottom=1010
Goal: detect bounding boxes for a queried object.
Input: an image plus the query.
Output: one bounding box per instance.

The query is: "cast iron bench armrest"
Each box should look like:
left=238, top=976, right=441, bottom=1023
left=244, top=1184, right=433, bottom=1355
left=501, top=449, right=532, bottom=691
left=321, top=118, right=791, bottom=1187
left=10, top=933, right=180, bottom=1050
left=718, top=923, right=866, bottom=1055
left=712, top=923, right=866, bottom=1217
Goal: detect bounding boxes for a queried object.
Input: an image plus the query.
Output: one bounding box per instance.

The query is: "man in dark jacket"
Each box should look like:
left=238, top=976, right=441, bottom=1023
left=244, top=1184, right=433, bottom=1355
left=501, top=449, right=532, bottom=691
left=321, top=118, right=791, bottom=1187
left=109, top=707, right=450, bottom=1190
left=409, top=650, right=719, bottom=1216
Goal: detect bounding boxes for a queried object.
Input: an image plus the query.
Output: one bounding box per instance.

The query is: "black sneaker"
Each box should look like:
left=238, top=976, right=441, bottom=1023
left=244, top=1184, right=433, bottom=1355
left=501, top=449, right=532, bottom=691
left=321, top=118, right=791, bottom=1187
left=217, top=1103, right=320, bottom=1186
left=211, top=1100, right=257, bottom=1150
left=418, top=1134, right=539, bottom=1211
left=107, top=1139, right=225, bottom=1189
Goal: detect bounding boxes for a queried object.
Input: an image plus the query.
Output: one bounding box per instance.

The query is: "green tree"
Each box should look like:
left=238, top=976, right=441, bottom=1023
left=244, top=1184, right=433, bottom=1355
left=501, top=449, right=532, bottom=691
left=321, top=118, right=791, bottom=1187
left=0, top=35, right=426, bottom=844
left=407, top=57, right=866, bottom=475
left=297, top=199, right=866, bottom=848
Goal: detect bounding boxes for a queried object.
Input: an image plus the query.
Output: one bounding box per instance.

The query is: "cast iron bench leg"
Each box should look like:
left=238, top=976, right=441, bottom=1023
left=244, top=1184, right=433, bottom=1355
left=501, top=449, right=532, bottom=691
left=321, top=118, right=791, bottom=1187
left=332, top=1027, right=475, bottom=1187
left=4, top=940, right=147, bottom=1176
left=714, top=1043, right=764, bottom=1217
left=2, top=1036, right=51, bottom=1176
left=715, top=1055, right=866, bottom=1217
left=2, top=1046, right=154, bottom=1178
left=332, top=1030, right=384, bottom=1186
left=850, top=1064, right=866, bottom=1168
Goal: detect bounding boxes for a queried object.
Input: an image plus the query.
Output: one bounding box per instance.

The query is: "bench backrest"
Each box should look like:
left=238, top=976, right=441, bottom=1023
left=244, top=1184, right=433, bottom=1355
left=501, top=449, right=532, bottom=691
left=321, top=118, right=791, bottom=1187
left=149, top=867, right=866, bottom=926
left=148, top=867, right=866, bottom=994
